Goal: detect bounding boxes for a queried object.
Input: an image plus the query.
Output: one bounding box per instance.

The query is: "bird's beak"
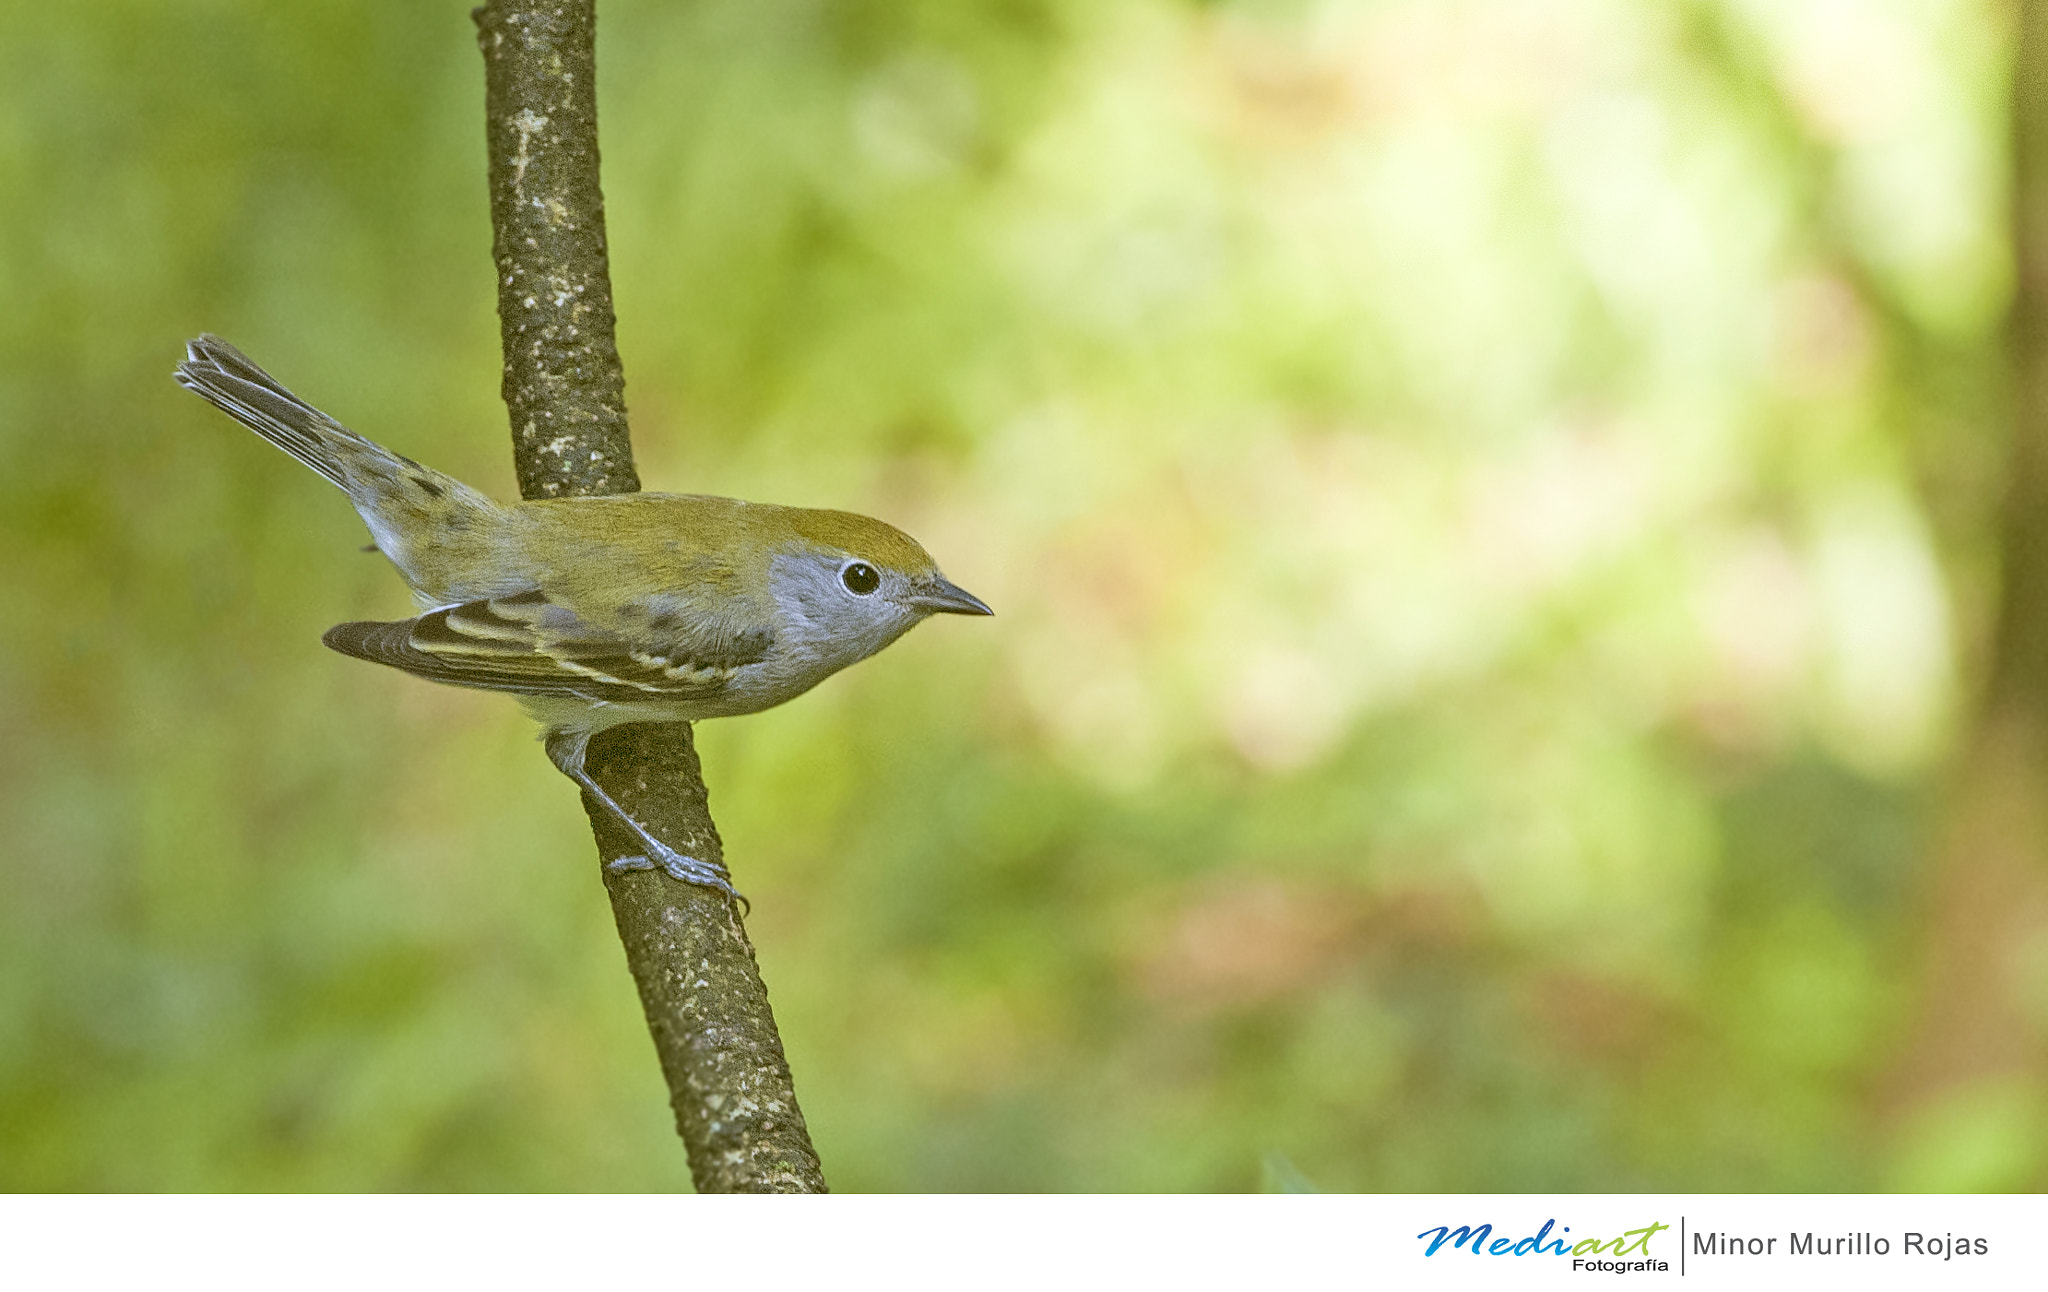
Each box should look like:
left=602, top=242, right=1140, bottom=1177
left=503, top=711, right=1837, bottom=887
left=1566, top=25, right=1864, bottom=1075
left=908, top=577, right=994, bottom=616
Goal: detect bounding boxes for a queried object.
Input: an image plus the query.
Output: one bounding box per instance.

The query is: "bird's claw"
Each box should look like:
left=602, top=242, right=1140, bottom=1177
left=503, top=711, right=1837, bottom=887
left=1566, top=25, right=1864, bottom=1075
left=606, top=847, right=746, bottom=911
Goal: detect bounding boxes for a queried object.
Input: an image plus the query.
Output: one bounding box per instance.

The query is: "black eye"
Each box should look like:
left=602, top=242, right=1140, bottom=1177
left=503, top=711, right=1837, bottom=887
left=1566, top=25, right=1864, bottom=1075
left=841, top=561, right=880, bottom=595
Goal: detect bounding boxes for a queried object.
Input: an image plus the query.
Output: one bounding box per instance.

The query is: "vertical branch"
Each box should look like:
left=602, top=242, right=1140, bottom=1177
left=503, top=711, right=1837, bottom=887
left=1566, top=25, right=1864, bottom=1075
left=477, top=0, right=636, bottom=500
left=474, top=0, right=826, bottom=1193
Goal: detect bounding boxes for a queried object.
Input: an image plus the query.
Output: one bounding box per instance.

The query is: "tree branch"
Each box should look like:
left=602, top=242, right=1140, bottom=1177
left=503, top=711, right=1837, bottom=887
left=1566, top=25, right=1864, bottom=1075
left=474, top=0, right=826, bottom=1193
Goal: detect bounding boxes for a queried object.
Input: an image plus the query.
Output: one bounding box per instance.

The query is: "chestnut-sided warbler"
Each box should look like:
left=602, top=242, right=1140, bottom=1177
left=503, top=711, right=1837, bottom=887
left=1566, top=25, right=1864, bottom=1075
left=176, top=335, right=990, bottom=899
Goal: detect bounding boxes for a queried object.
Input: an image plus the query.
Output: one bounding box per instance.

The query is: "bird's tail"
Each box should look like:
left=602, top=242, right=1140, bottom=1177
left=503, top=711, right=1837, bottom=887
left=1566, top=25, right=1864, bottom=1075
left=176, top=334, right=411, bottom=491
left=176, top=335, right=504, bottom=601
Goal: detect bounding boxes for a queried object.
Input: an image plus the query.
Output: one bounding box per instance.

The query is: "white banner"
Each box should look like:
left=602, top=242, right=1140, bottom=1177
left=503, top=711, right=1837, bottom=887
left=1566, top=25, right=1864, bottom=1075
left=3, top=1193, right=2040, bottom=1291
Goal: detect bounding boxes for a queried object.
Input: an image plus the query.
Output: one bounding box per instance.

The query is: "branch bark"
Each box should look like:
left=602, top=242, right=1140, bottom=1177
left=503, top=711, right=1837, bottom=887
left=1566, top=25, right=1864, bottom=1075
left=474, top=0, right=826, bottom=1193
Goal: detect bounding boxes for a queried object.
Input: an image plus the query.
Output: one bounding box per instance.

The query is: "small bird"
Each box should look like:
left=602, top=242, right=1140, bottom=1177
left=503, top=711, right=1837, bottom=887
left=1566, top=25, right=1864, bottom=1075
left=175, top=335, right=991, bottom=899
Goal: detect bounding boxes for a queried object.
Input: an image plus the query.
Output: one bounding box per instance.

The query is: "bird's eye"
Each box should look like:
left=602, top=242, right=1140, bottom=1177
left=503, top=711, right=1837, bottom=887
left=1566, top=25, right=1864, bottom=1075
left=841, top=561, right=880, bottom=595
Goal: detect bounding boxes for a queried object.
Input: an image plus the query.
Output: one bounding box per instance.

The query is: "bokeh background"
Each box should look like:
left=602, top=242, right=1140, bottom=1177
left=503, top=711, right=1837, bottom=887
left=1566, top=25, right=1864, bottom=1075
left=4, top=0, right=2044, bottom=1191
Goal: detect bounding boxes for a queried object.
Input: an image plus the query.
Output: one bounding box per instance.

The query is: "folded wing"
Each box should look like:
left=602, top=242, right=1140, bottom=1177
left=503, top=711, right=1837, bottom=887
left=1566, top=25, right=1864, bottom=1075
left=322, top=589, right=772, bottom=704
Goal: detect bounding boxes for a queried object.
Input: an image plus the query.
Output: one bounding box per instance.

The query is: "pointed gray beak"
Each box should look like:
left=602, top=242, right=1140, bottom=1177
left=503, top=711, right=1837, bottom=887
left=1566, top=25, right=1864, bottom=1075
left=908, top=576, right=994, bottom=616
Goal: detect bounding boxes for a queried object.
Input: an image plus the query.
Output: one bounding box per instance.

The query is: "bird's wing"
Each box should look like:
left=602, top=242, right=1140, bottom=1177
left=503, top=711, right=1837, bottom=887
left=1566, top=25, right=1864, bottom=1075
left=321, top=589, right=773, bottom=704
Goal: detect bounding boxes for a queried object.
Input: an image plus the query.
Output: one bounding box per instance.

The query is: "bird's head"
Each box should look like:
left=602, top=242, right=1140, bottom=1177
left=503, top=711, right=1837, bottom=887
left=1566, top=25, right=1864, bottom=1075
left=765, top=507, right=992, bottom=670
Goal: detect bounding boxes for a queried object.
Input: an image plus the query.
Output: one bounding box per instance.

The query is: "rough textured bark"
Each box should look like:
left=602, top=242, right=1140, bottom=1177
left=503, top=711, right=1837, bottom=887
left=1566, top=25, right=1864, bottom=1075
left=474, top=0, right=827, bottom=1193
left=1885, top=0, right=2048, bottom=1184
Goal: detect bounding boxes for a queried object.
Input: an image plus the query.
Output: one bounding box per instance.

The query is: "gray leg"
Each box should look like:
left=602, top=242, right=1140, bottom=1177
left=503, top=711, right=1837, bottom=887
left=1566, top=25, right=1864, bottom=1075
left=543, top=727, right=743, bottom=902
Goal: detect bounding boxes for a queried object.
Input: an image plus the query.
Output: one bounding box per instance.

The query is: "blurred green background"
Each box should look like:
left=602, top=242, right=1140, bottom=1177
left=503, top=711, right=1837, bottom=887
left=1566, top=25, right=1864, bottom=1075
left=3, top=0, right=2043, bottom=1191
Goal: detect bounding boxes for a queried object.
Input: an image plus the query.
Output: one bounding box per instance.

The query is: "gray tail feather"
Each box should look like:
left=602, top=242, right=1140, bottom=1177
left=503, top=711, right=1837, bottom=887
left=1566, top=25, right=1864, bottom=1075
left=175, top=335, right=380, bottom=489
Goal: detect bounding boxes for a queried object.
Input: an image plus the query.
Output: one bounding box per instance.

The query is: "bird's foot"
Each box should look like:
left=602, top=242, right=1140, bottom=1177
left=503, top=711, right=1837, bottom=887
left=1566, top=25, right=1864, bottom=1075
left=606, top=845, right=746, bottom=909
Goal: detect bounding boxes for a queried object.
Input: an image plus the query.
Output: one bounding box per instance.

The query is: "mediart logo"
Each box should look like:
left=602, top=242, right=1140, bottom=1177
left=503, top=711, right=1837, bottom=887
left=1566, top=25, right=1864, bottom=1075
left=1416, top=1219, right=1671, bottom=1272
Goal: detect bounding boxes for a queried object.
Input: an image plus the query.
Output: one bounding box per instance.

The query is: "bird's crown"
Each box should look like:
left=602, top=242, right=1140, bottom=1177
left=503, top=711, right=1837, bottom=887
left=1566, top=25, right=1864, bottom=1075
left=782, top=507, right=937, bottom=575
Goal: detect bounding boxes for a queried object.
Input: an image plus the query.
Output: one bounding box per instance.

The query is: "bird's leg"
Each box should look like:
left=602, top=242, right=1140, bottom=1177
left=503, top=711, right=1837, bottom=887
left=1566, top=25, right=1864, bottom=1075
left=543, top=727, right=743, bottom=903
